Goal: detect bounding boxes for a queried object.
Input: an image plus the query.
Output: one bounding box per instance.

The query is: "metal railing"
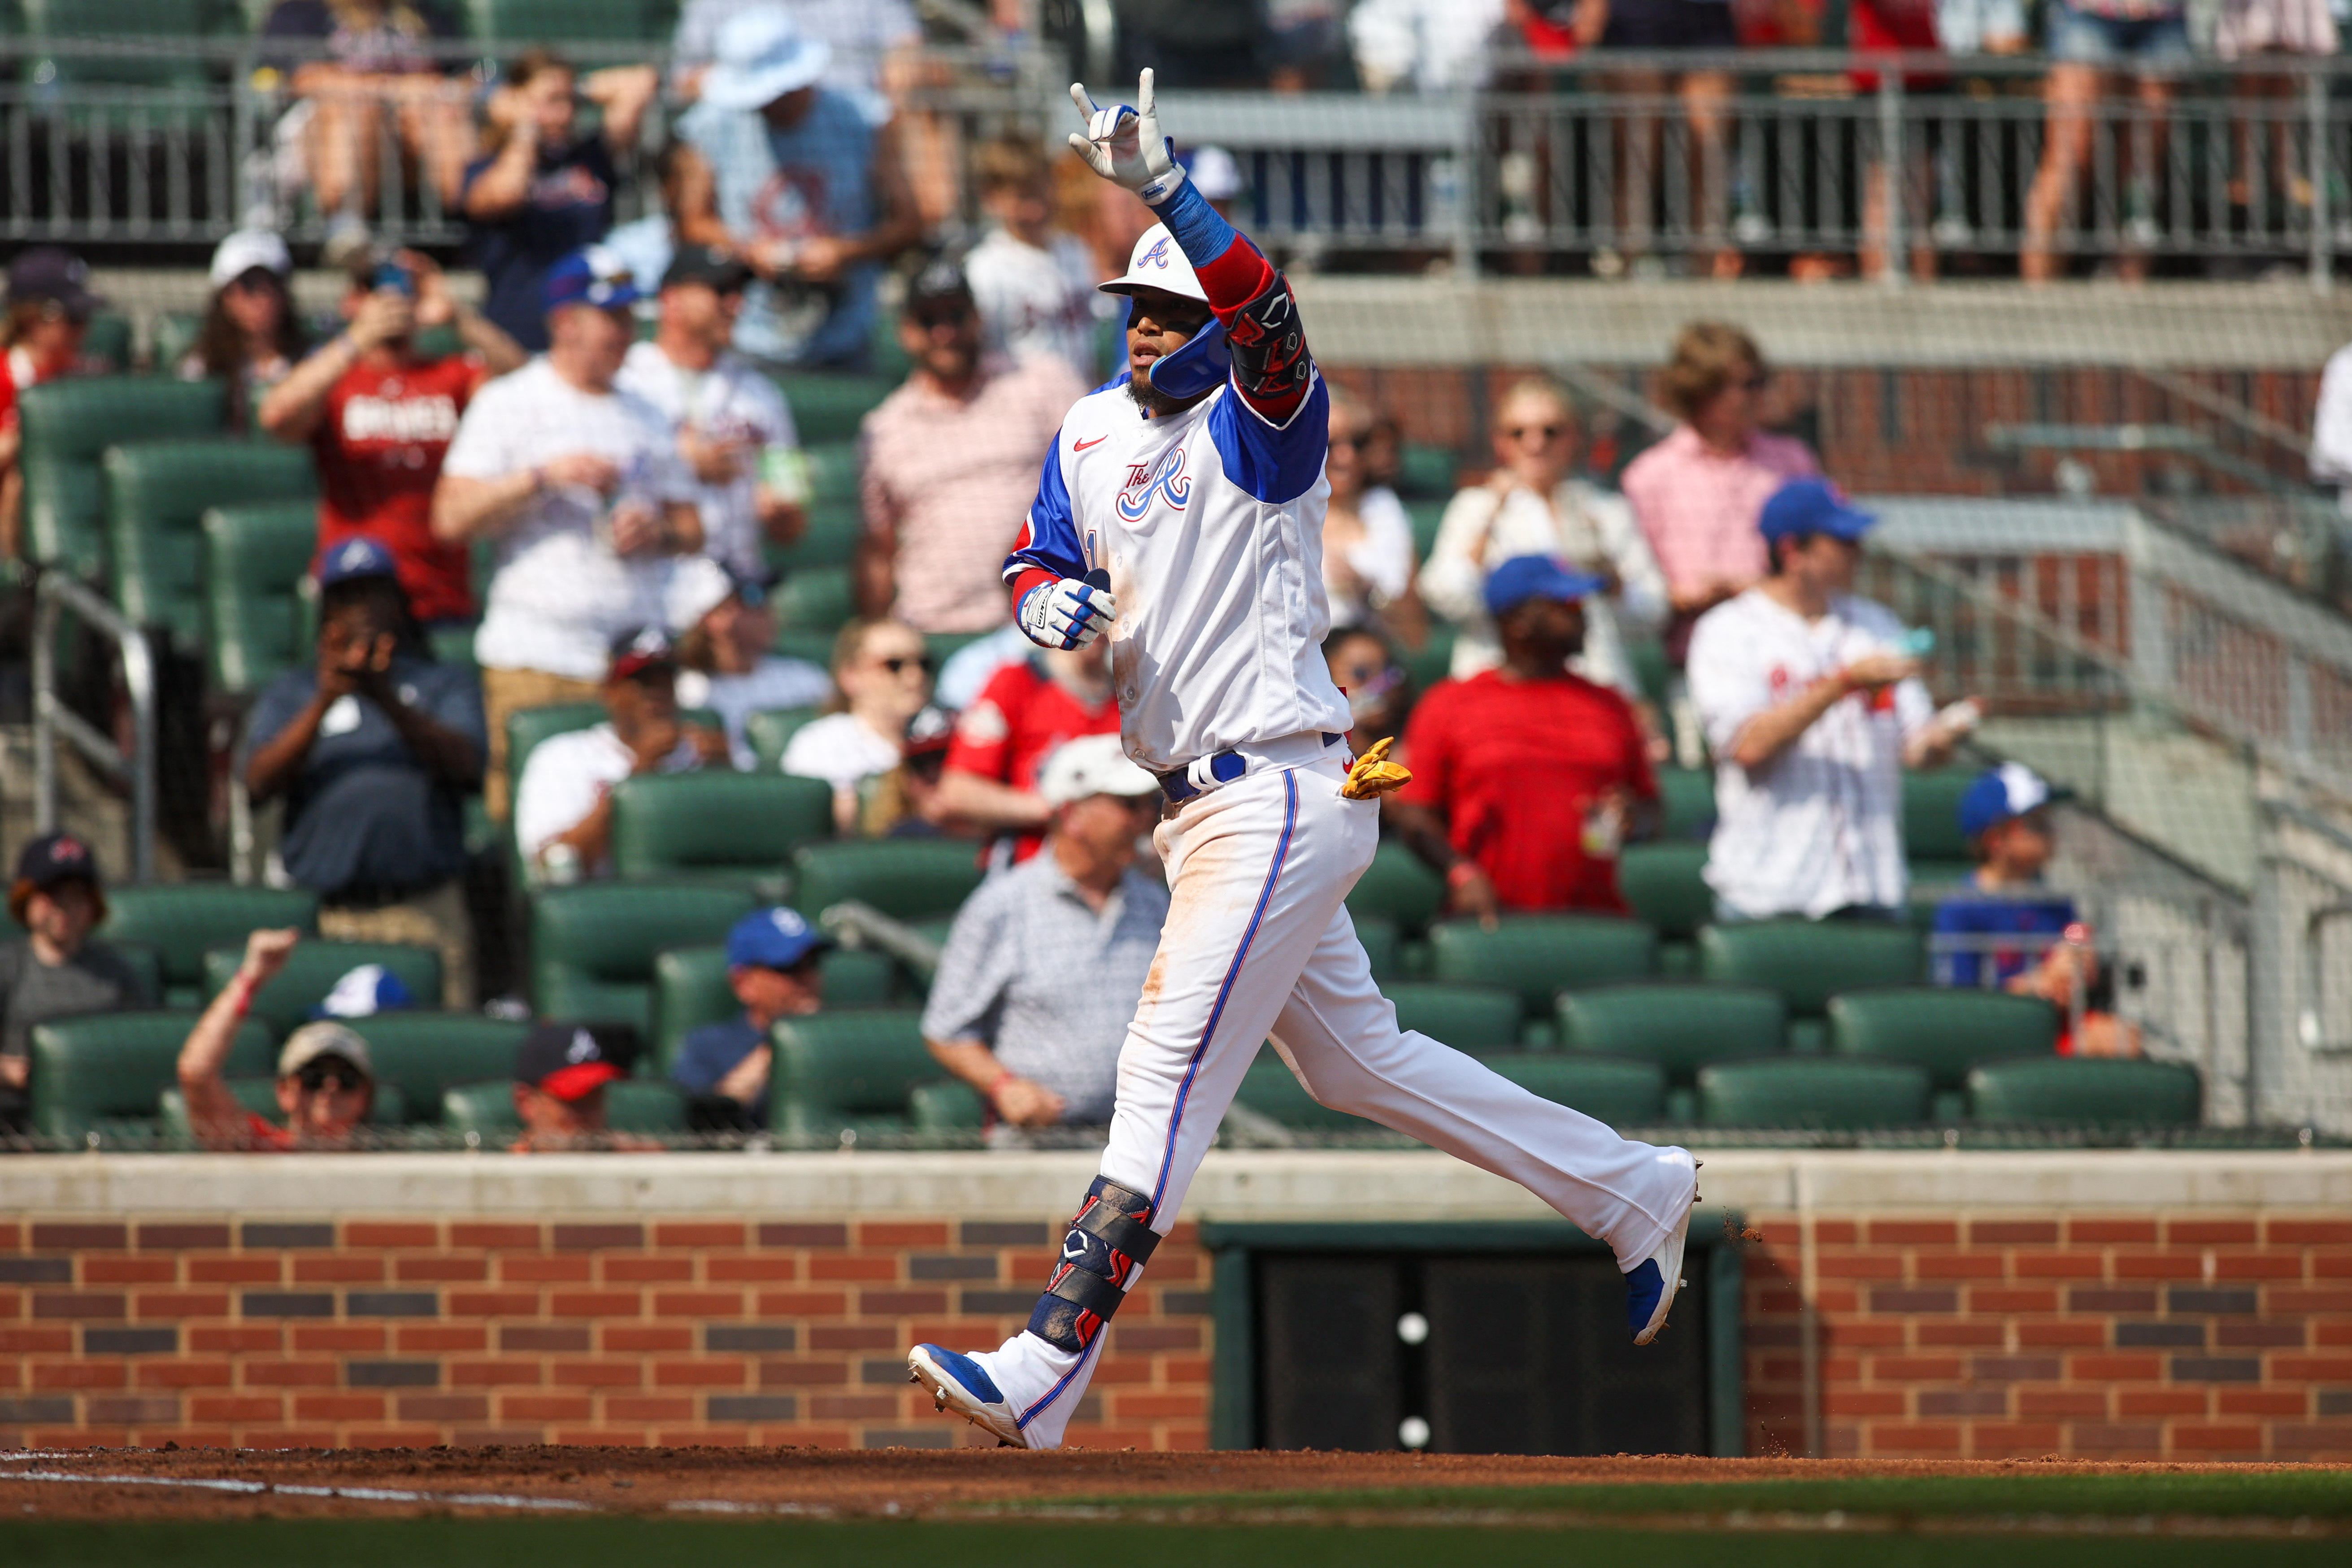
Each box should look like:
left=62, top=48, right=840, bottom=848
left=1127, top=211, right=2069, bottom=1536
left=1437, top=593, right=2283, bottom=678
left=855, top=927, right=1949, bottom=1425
left=31, top=569, right=157, bottom=884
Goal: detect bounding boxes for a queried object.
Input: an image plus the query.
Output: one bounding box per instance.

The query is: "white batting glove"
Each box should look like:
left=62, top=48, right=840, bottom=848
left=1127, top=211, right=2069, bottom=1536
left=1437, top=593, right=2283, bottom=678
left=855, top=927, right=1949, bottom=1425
left=1017, top=577, right=1117, bottom=652
left=1067, top=69, right=1187, bottom=205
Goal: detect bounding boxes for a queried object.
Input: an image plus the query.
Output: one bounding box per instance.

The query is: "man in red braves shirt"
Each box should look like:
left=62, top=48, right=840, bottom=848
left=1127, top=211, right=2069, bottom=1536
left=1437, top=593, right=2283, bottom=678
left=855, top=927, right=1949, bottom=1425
left=260, top=248, right=525, bottom=624
left=935, top=643, right=1122, bottom=866
left=1387, top=554, right=1659, bottom=923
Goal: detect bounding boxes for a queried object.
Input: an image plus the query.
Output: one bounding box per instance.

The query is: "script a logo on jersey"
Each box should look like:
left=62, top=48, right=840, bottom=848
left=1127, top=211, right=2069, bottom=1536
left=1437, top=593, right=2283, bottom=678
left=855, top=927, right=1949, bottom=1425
left=1116, top=445, right=1191, bottom=521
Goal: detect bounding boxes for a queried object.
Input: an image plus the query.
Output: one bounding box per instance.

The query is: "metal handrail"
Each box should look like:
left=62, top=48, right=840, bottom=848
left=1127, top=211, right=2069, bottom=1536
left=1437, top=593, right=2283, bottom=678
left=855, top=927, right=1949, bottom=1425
left=32, top=570, right=157, bottom=885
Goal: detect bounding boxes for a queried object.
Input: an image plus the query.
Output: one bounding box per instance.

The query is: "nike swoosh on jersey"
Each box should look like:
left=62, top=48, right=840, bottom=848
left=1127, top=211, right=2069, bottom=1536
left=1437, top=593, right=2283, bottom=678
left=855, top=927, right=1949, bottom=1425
left=1073, top=434, right=1108, bottom=451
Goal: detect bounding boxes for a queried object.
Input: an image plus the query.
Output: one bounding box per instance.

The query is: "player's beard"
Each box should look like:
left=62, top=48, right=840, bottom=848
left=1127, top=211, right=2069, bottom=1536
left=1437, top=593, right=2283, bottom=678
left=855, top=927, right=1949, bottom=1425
left=1126, top=375, right=1195, bottom=419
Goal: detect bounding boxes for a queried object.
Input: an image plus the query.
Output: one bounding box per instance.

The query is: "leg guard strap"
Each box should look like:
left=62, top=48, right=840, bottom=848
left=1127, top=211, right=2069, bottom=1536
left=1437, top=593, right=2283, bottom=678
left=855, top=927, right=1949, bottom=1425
left=1026, top=1176, right=1157, bottom=1354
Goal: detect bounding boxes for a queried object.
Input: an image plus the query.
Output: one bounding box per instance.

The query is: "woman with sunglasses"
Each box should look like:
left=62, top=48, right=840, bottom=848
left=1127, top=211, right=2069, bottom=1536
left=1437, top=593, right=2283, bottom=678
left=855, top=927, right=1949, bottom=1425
left=177, top=929, right=378, bottom=1151
left=783, top=616, right=938, bottom=834
left=1418, top=374, right=1665, bottom=702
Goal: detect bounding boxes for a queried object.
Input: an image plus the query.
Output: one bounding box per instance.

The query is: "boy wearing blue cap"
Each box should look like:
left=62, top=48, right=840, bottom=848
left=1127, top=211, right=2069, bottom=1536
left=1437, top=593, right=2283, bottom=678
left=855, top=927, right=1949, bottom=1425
left=1386, top=555, right=1659, bottom=923
left=1687, top=478, right=1976, bottom=921
left=671, top=906, right=830, bottom=1127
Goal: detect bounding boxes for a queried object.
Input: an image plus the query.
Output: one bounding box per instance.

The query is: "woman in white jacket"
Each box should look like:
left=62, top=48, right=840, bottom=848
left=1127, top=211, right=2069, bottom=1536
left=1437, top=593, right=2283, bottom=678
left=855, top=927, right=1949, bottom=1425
left=1417, top=375, right=1667, bottom=699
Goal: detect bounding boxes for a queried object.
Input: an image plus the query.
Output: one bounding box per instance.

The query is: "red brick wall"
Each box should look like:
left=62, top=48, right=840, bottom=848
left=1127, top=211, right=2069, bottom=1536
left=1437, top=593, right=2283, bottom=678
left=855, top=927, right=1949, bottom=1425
left=0, top=1216, right=1211, bottom=1452
left=1740, top=1212, right=2352, bottom=1461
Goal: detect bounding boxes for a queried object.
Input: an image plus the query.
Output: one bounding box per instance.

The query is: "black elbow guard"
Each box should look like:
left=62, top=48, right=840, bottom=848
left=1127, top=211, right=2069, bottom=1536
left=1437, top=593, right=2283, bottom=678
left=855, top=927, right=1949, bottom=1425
left=1224, top=273, right=1312, bottom=406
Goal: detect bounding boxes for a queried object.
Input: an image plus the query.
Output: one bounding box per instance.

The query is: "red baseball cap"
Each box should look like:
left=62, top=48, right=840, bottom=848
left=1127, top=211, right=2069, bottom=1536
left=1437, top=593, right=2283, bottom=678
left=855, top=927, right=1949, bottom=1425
left=515, top=1022, right=636, bottom=1101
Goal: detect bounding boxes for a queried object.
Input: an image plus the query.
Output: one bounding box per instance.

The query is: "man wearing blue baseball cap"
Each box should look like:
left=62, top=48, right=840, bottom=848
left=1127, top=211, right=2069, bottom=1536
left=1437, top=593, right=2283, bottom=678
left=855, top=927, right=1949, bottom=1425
left=1384, top=555, right=1660, bottom=925
left=671, top=906, right=831, bottom=1129
left=243, top=536, right=486, bottom=1005
left=1686, top=477, right=1978, bottom=921
left=433, top=243, right=707, bottom=821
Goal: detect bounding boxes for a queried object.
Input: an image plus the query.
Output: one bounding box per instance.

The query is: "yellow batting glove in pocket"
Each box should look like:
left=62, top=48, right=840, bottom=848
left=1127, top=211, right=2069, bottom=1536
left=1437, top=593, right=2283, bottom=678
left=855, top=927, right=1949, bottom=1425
left=1340, top=735, right=1413, bottom=800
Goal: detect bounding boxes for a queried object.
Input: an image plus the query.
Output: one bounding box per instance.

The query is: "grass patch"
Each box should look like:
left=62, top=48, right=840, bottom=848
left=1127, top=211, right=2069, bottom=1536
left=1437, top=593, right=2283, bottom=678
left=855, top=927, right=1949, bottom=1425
left=5, top=1520, right=2345, bottom=1568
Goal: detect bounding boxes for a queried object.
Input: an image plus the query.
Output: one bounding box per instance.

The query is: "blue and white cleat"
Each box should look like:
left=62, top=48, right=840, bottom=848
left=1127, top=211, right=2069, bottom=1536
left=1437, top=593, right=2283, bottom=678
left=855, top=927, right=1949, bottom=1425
left=1627, top=1157, right=1700, bottom=1346
left=908, top=1343, right=1025, bottom=1447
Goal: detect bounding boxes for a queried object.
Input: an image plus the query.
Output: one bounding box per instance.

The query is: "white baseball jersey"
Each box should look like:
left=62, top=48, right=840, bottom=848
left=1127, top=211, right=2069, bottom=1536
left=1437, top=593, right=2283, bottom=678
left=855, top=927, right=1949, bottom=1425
left=1686, top=586, right=1935, bottom=918
left=1005, top=374, right=1353, bottom=775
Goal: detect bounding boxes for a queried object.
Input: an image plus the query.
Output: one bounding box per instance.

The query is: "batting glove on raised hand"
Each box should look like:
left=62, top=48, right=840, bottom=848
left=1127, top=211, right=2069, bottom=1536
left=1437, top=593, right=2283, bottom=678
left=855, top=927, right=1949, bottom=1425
left=1068, top=68, right=1187, bottom=205
left=1017, top=575, right=1118, bottom=652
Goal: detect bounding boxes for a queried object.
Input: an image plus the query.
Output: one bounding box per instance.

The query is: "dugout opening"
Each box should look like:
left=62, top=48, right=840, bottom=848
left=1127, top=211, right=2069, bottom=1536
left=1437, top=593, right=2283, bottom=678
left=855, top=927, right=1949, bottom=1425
left=1202, top=1218, right=1744, bottom=1455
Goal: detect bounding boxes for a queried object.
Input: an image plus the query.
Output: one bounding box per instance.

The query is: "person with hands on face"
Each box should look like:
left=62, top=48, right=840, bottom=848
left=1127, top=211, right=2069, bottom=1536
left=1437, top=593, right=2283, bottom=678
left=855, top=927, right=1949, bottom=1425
left=514, top=627, right=727, bottom=882
left=1387, top=556, right=1659, bottom=929
left=261, top=247, right=524, bottom=626
left=672, top=906, right=828, bottom=1129
left=242, top=539, right=485, bottom=1004
left=433, top=245, right=704, bottom=820
left=922, top=735, right=1169, bottom=1146
left=1, top=832, right=150, bottom=1135
left=176, top=927, right=379, bottom=1151
left=1688, top=478, right=1977, bottom=923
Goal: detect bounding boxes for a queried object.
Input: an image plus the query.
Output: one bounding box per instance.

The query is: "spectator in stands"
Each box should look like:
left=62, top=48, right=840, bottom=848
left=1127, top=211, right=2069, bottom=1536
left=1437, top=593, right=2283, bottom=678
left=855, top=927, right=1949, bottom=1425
left=0, top=247, right=102, bottom=563
left=1350, top=0, right=1504, bottom=92
left=1620, top=322, right=1818, bottom=647
left=923, top=735, right=1167, bottom=1144
left=185, top=230, right=310, bottom=430
left=856, top=257, right=1086, bottom=634
left=1323, top=386, right=1426, bottom=645
left=433, top=246, right=705, bottom=821
left=1688, top=479, right=1975, bottom=921
left=1935, top=764, right=2140, bottom=1058
left=666, top=556, right=833, bottom=769
left=257, top=0, right=470, bottom=249
left=672, top=905, right=828, bottom=1130
left=616, top=244, right=806, bottom=581
left=461, top=48, right=661, bottom=354
left=2020, top=0, right=2191, bottom=285
left=243, top=538, right=486, bottom=1006
left=0, top=832, right=149, bottom=1135
left=176, top=929, right=378, bottom=1151
left=600, top=140, right=692, bottom=292
left=783, top=618, right=934, bottom=834
left=1578, top=0, right=1738, bottom=278
left=512, top=1021, right=644, bottom=1152
left=260, top=248, right=525, bottom=628
left=1325, top=627, right=1410, bottom=755
left=964, top=138, right=1104, bottom=382
left=1388, top=557, right=1656, bottom=926
left=670, top=0, right=922, bottom=120
left=1115, top=0, right=1268, bottom=87
left=935, top=643, right=1121, bottom=867
left=1421, top=374, right=1663, bottom=696
left=673, top=7, right=925, bottom=369
left=514, top=627, right=727, bottom=882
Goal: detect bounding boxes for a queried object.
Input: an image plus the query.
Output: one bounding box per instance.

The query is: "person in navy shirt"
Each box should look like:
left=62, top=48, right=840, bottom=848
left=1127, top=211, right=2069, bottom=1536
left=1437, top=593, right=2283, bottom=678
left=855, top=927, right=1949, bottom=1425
left=672, top=906, right=829, bottom=1129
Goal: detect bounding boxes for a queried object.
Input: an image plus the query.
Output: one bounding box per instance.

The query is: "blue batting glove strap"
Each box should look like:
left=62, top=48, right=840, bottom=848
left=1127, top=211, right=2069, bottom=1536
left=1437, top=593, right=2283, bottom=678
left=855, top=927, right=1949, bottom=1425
left=1017, top=578, right=1117, bottom=652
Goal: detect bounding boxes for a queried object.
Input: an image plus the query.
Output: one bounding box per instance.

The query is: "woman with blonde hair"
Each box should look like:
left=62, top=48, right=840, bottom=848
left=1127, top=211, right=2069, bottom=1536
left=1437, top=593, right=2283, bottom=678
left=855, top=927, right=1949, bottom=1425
left=780, top=616, right=936, bottom=834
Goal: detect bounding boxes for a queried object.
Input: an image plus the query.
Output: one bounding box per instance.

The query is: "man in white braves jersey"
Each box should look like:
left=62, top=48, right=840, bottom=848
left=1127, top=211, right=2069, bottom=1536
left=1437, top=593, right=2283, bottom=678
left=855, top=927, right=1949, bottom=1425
left=905, top=72, right=1701, bottom=1452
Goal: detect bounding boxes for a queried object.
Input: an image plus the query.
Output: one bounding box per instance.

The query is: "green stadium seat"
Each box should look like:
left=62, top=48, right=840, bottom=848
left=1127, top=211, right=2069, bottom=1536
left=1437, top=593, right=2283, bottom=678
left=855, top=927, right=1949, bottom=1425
left=98, top=883, right=320, bottom=1007
left=29, top=1011, right=274, bottom=1140
left=772, top=564, right=855, bottom=631
left=462, top=0, right=669, bottom=40
left=909, top=1079, right=984, bottom=1130
left=339, top=1013, right=529, bottom=1125
left=152, top=312, right=202, bottom=373
left=104, top=439, right=318, bottom=648
left=789, top=838, right=986, bottom=922
left=19, top=0, right=214, bottom=99
left=1828, top=986, right=2061, bottom=1090
left=771, top=627, right=840, bottom=667
left=439, top=1083, right=518, bottom=1136
left=804, top=440, right=861, bottom=508
left=1488, top=1052, right=1667, bottom=1128
left=606, top=1079, right=689, bottom=1133
left=199, top=939, right=442, bottom=1039
left=160, top=1077, right=409, bottom=1137
left=82, top=315, right=134, bottom=374
left=19, top=378, right=224, bottom=577
left=770, top=373, right=898, bottom=444
left=1624, top=635, right=1671, bottom=711
left=769, top=1009, right=937, bottom=1136
left=1427, top=915, right=1657, bottom=1014
left=822, top=948, right=901, bottom=1006
left=1383, top=982, right=1522, bottom=1054
left=1965, top=1056, right=2200, bottom=1126
left=1904, top=767, right=1978, bottom=883
left=531, top=882, right=758, bottom=1031
left=1395, top=443, right=1456, bottom=499
left=748, top=707, right=823, bottom=772
left=204, top=500, right=319, bottom=697
left=1615, top=842, right=1711, bottom=941
left=1656, top=767, right=1715, bottom=841
left=1697, top=919, right=1925, bottom=1017
left=1352, top=913, right=1399, bottom=982
left=1345, top=841, right=1446, bottom=934
left=1697, top=1057, right=1932, bottom=1128
left=1558, top=983, right=1787, bottom=1080
left=770, top=506, right=860, bottom=576
left=609, top=770, right=834, bottom=891
left=1397, top=625, right=1456, bottom=699
left=653, top=945, right=736, bottom=1073
left=106, top=941, right=165, bottom=1009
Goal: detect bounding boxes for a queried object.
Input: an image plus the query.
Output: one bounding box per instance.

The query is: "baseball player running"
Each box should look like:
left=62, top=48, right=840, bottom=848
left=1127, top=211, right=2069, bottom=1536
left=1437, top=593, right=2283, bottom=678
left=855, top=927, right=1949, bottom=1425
left=908, top=73, right=1700, bottom=1451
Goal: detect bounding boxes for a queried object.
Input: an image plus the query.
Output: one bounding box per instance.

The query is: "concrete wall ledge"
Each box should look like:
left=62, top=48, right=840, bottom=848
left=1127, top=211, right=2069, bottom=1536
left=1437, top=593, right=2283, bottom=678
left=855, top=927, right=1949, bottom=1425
left=5, top=1147, right=2350, bottom=1219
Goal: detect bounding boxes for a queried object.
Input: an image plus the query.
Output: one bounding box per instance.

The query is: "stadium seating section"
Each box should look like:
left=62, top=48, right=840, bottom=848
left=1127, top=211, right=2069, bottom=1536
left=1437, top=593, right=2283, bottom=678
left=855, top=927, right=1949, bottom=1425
left=99, top=883, right=321, bottom=1008
left=197, top=938, right=443, bottom=1038
left=768, top=1009, right=946, bottom=1137
left=608, top=770, right=835, bottom=895
left=1966, top=1056, right=2201, bottom=1125
left=105, top=438, right=318, bottom=649
left=531, top=881, right=757, bottom=1032
left=29, top=1010, right=273, bottom=1140
left=1697, top=1057, right=1935, bottom=1129
left=204, top=500, right=320, bottom=696
left=20, top=377, right=224, bottom=577
left=789, top=839, right=986, bottom=923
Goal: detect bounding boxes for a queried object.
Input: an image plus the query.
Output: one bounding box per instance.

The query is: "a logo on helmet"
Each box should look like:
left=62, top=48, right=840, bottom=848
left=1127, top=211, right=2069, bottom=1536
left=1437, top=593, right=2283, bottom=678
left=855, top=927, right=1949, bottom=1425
left=1137, top=235, right=1173, bottom=271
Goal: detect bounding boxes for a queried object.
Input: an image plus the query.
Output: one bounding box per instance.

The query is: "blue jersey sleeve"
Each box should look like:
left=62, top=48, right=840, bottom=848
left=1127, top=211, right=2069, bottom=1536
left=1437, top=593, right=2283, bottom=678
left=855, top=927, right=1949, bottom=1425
left=1207, top=369, right=1329, bottom=505
left=1002, top=434, right=1086, bottom=584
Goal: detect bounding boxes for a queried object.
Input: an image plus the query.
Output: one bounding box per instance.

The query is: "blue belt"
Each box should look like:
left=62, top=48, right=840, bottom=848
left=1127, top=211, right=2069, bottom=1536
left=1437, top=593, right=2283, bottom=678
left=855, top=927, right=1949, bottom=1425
left=1157, top=734, right=1343, bottom=803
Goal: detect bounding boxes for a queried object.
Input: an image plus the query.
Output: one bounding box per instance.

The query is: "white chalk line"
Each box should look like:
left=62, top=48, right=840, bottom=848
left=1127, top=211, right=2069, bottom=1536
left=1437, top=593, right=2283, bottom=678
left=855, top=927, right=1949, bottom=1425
left=0, top=1467, right=595, bottom=1512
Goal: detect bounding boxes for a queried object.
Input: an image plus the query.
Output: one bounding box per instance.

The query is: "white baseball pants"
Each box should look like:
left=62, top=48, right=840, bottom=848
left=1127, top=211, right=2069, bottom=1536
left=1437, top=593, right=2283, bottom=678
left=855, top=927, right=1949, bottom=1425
left=974, top=751, right=1698, bottom=1449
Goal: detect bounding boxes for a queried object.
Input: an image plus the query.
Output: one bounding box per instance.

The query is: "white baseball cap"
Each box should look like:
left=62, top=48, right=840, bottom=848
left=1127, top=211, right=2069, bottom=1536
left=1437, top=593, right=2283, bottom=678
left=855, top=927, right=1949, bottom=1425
left=665, top=555, right=736, bottom=634
left=1098, top=223, right=1208, bottom=305
left=209, top=228, right=291, bottom=288
left=1190, top=145, right=1243, bottom=203
left=1038, top=733, right=1158, bottom=806
left=278, top=1020, right=373, bottom=1080
left=701, top=6, right=831, bottom=111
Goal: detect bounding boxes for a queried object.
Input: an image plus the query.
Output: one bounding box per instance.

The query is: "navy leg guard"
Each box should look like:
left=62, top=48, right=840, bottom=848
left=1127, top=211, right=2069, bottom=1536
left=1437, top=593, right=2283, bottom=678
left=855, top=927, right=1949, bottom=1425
left=1026, top=1177, right=1160, bottom=1354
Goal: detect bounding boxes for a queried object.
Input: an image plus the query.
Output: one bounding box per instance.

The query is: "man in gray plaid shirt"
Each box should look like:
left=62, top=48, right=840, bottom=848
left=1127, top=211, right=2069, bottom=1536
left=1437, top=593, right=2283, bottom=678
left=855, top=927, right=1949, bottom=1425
left=922, top=735, right=1167, bottom=1139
